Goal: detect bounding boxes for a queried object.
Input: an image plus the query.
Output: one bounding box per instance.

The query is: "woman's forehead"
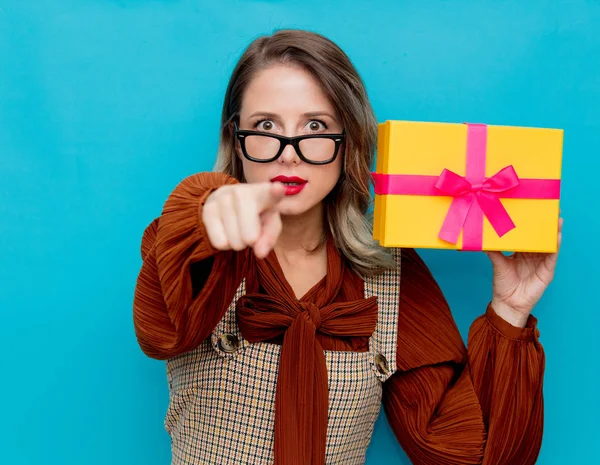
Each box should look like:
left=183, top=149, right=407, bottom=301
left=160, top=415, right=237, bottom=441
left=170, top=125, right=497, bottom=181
left=240, top=65, right=336, bottom=118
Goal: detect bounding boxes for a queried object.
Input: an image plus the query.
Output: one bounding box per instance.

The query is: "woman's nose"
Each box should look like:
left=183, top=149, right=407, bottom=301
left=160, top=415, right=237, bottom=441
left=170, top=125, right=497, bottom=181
left=278, top=142, right=300, bottom=164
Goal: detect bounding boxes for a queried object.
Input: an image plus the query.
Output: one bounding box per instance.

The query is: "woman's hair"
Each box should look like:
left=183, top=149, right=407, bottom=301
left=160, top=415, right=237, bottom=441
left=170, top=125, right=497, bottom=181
left=214, top=29, right=395, bottom=276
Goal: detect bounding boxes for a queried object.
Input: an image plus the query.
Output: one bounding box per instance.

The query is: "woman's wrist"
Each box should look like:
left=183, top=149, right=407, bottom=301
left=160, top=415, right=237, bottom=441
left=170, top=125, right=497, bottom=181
left=490, top=299, right=529, bottom=328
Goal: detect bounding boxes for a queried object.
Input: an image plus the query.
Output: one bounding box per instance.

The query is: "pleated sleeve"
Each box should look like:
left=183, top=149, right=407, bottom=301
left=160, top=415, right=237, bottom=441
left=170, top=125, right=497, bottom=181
left=133, top=172, right=247, bottom=360
left=382, top=248, right=545, bottom=465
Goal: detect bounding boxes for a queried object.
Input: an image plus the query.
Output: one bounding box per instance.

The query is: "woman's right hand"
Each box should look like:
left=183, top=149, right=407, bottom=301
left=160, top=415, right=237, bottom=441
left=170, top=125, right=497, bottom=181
left=202, top=182, right=286, bottom=259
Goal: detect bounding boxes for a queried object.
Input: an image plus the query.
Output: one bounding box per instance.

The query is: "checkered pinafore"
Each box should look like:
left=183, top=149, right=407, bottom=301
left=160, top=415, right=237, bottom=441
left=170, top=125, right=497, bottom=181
left=164, top=249, right=401, bottom=465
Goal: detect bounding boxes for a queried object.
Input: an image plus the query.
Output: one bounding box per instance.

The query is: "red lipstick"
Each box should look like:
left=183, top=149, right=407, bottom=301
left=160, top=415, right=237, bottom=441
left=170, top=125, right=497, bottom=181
left=271, top=175, right=308, bottom=196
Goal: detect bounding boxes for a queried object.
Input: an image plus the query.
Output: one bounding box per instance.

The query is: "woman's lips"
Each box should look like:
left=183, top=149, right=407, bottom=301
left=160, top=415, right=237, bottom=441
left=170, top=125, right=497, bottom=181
left=270, top=175, right=308, bottom=196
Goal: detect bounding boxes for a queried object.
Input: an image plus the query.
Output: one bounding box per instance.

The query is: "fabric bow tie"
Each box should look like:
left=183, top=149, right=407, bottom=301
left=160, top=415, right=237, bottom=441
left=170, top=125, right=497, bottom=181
left=236, top=239, right=378, bottom=465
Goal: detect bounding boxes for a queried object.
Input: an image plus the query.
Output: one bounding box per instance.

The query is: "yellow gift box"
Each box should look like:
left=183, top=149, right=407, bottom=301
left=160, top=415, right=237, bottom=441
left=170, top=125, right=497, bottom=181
left=372, top=121, right=563, bottom=252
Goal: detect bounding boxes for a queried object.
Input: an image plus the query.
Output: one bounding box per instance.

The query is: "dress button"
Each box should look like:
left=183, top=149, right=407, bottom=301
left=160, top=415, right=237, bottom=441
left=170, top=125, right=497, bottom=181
left=218, top=333, right=240, bottom=353
left=374, top=353, right=389, bottom=375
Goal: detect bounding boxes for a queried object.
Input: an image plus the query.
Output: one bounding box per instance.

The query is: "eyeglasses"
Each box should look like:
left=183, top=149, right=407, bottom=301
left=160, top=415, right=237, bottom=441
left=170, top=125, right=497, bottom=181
left=233, top=121, right=345, bottom=165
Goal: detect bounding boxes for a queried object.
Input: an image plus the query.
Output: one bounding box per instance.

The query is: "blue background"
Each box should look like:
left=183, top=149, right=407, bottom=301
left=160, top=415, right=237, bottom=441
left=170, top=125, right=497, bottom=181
left=1, top=1, right=598, bottom=464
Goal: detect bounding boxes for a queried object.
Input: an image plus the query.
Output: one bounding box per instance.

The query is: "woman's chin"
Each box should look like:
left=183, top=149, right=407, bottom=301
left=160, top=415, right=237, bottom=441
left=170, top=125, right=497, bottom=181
left=277, top=197, right=322, bottom=218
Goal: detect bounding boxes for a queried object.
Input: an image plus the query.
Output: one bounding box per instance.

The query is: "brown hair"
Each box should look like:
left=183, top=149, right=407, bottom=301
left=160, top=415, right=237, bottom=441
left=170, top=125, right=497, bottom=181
left=214, top=29, right=395, bottom=276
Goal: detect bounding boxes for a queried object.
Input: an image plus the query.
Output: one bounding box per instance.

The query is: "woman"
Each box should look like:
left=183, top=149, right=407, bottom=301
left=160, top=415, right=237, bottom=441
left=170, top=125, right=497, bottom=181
left=133, top=29, right=562, bottom=465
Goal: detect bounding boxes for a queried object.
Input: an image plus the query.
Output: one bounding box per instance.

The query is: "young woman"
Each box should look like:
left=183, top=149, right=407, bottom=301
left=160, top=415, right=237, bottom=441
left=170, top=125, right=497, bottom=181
left=133, top=29, right=562, bottom=465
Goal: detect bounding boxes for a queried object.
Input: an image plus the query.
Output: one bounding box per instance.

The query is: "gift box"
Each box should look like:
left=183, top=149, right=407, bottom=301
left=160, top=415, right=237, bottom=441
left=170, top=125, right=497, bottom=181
left=372, top=121, right=563, bottom=252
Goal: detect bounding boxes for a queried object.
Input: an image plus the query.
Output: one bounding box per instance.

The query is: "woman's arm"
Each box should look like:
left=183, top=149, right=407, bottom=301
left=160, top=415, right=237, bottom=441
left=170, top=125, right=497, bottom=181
left=382, top=249, right=545, bottom=465
left=133, top=172, right=247, bottom=359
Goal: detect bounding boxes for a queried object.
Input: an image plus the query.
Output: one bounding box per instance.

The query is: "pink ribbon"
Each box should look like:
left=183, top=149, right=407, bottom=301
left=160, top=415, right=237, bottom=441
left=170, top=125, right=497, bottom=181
left=372, top=123, right=561, bottom=250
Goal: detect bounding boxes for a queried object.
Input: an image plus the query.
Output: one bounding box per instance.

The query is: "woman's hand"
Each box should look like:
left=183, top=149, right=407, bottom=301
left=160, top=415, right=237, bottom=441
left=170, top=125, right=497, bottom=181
left=202, top=182, right=286, bottom=259
left=486, top=217, right=563, bottom=328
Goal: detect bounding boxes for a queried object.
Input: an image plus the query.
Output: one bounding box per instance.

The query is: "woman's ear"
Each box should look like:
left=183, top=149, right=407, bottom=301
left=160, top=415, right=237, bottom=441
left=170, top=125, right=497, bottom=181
left=234, top=140, right=243, bottom=160
left=229, top=121, right=243, bottom=160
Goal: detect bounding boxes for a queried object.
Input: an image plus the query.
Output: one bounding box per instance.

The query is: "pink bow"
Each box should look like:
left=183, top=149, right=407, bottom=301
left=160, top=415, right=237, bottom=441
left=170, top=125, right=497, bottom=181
left=435, top=165, right=520, bottom=246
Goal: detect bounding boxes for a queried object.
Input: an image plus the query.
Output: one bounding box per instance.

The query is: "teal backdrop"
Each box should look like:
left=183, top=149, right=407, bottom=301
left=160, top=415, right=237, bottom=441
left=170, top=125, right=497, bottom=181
left=1, top=1, right=598, bottom=464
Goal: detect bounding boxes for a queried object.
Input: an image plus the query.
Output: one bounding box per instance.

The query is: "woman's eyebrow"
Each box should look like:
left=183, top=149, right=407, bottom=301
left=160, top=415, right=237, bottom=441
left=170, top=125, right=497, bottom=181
left=248, top=111, right=337, bottom=120
left=248, top=111, right=280, bottom=119
left=302, top=111, right=337, bottom=119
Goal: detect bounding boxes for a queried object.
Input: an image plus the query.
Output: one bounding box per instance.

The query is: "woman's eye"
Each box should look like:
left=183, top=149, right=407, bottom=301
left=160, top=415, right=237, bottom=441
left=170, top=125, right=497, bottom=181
left=255, top=120, right=275, bottom=131
left=307, top=120, right=327, bottom=132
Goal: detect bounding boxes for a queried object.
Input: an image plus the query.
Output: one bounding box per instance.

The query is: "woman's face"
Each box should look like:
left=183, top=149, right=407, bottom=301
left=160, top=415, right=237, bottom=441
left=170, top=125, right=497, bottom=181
left=236, top=64, right=344, bottom=217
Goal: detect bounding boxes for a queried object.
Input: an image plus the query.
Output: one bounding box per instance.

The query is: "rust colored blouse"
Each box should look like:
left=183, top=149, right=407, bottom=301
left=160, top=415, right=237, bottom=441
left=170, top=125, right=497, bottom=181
left=133, top=172, right=545, bottom=465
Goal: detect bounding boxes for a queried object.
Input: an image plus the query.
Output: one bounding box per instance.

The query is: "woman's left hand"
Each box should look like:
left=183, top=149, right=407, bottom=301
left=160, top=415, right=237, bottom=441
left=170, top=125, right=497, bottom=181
left=485, top=216, right=563, bottom=328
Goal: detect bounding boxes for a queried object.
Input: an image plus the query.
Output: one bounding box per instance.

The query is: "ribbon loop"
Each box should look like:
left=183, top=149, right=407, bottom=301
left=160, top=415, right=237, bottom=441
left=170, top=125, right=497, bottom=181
left=435, top=168, right=473, bottom=196
left=482, top=165, right=520, bottom=192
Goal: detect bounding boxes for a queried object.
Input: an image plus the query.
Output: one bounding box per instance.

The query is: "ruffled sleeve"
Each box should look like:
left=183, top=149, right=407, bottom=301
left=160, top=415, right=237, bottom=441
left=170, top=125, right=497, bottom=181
left=382, top=248, right=545, bottom=465
left=133, top=172, right=248, bottom=359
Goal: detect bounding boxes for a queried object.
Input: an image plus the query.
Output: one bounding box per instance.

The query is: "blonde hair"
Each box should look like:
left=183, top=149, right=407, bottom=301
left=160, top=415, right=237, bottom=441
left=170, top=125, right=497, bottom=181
left=214, top=29, right=395, bottom=276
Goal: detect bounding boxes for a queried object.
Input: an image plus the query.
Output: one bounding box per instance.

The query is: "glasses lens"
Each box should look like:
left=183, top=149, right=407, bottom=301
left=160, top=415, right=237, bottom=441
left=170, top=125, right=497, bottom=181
left=298, top=137, right=337, bottom=163
left=244, top=135, right=281, bottom=160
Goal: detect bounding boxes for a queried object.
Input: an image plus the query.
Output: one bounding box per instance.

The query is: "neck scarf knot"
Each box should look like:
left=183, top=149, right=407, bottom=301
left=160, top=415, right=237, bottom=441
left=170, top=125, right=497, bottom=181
left=236, top=240, right=378, bottom=465
left=300, top=301, right=322, bottom=329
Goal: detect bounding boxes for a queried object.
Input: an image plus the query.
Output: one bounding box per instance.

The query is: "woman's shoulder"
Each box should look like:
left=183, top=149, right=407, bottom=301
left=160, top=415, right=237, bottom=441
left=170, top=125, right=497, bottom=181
left=366, top=246, right=466, bottom=368
left=369, top=247, right=425, bottom=280
left=167, top=171, right=238, bottom=197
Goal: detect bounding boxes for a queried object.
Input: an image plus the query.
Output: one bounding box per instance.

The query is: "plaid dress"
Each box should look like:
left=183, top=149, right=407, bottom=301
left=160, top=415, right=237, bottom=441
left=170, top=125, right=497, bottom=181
left=164, top=249, right=401, bottom=465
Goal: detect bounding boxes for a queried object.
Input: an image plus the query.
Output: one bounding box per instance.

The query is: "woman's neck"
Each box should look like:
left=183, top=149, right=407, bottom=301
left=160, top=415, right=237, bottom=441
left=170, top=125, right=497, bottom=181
left=275, top=203, right=327, bottom=261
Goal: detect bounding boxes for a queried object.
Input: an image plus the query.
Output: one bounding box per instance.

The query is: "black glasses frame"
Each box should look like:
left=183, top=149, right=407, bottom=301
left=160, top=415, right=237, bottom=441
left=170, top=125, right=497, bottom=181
left=233, top=121, right=345, bottom=165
